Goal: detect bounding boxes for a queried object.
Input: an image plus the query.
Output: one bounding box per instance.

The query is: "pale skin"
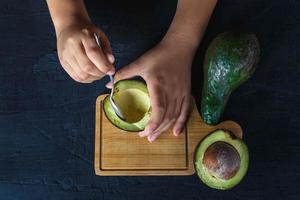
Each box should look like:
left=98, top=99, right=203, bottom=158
left=47, top=0, right=217, bottom=142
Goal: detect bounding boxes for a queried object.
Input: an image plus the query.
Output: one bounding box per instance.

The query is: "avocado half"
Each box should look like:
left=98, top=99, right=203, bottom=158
left=194, top=130, right=249, bottom=190
left=103, top=80, right=151, bottom=132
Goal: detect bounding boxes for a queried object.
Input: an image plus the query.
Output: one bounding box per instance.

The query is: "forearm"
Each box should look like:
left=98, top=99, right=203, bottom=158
left=46, top=0, right=91, bottom=35
left=162, top=0, right=217, bottom=50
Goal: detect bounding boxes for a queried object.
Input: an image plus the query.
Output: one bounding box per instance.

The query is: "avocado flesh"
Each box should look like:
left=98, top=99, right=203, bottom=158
left=194, top=130, right=249, bottom=190
left=103, top=80, right=150, bottom=132
left=113, top=89, right=150, bottom=123
left=201, top=31, right=260, bottom=125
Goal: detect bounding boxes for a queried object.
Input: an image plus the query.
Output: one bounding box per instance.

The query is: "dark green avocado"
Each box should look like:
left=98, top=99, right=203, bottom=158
left=201, top=31, right=260, bottom=125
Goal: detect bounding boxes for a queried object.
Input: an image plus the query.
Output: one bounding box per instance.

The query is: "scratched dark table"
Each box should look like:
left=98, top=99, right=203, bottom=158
left=0, top=0, right=299, bottom=199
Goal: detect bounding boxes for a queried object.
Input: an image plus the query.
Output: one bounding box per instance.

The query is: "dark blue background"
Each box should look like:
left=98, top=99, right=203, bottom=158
left=0, top=0, right=299, bottom=199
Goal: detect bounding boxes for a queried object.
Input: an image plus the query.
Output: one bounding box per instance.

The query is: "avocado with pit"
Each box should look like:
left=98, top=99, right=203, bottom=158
left=194, top=130, right=249, bottom=190
left=201, top=31, right=260, bottom=125
left=103, top=80, right=151, bottom=132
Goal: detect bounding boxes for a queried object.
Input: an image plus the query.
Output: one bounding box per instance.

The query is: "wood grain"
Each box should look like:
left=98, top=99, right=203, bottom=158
left=95, top=94, right=242, bottom=176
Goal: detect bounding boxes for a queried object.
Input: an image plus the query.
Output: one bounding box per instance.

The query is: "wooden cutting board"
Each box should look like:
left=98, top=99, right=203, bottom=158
left=94, top=94, right=242, bottom=176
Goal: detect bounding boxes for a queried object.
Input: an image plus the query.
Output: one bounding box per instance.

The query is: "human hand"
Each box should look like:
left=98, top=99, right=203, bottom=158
left=56, top=22, right=115, bottom=83
left=110, top=40, right=195, bottom=142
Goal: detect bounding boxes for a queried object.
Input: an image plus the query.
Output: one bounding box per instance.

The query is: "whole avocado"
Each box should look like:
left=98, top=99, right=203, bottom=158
left=201, top=31, right=260, bottom=125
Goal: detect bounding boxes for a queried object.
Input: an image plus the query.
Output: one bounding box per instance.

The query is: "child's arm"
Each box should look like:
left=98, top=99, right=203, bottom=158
left=113, top=0, right=217, bottom=142
left=47, top=0, right=115, bottom=83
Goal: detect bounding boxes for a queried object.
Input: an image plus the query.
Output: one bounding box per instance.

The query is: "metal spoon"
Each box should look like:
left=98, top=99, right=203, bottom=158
left=108, top=74, right=126, bottom=120
left=94, top=33, right=126, bottom=120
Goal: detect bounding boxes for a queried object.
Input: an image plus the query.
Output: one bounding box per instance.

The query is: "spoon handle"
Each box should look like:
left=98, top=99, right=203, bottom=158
left=109, top=75, right=114, bottom=98
left=94, top=33, right=125, bottom=120
left=94, top=33, right=101, bottom=47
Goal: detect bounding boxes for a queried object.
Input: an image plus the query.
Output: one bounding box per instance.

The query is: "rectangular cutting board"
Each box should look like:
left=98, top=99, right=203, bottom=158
left=95, top=94, right=242, bottom=176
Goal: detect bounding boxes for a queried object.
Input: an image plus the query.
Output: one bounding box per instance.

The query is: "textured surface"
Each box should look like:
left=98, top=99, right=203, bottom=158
left=201, top=32, right=260, bottom=125
left=0, top=0, right=299, bottom=199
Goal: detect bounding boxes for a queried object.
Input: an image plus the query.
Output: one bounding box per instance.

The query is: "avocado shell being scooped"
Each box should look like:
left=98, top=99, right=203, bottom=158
left=103, top=80, right=151, bottom=132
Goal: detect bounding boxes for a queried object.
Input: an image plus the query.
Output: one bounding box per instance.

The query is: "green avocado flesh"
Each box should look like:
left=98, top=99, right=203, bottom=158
left=201, top=31, right=260, bottom=125
left=194, top=130, right=249, bottom=190
left=103, top=80, right=151, bottom=132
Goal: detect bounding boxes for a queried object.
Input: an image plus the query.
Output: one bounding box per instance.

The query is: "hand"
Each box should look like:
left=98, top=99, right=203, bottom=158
left=111, top=40, right=194, bottom=142
left=56, top=22, right=115, bottom=83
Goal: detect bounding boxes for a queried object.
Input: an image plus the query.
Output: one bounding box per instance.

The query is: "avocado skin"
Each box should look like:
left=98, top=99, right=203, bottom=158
left=201, top=31, right=260, bottom=125
left=103, top=80, right=150, bottom=132
left=194, top=129, right=249, bottom=190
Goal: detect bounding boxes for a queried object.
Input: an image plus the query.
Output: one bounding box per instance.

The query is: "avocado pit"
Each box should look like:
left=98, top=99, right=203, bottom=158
left=194, top=130, right=249, bottom=190
left=203, top=142, right=241, bottom=180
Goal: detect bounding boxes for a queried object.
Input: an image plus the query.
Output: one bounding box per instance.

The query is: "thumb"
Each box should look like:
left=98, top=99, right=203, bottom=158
left=106, top=63, right=140, bottom=88
left=115, top=62, right=140, bottom=81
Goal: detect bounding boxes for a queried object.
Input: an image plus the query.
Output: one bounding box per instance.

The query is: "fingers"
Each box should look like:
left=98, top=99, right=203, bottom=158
left=173, top=95, right=191, bottom=136
left=94, top=29, right=115, bottom=63
left=73, top=43, right=105, bottom=78
left=67, top=55, right=98, bottom=83
left=106, top=62, right=140, bottom=88
left=113, top=62, right=140, bottom=82
left=142, top=95, right=191, bottom=142
left=139, top=83, right=166, bottom=138
left=147, top=131, right=163, bottom=143
left=57, top=26, right=115, bottom=83
left=146, top=98, right=180, bottom=142
left=61, top=60, right=95, bottom=83
left=147, top=119, right=175, bottom=142
left=82, top=32, right=115, bottom=75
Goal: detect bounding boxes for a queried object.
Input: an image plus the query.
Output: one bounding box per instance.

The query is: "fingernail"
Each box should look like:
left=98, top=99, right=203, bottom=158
left=106, top=82, right=113, bottom=88
left=107, top=54, right=115, bottom=64
left=139, top=128, right=152, bottom=137
left=147, top=135, right=156, bottom=143
left=144, top=124, right=158, bottom=136
left=107, top=69, right=115, bottom=75
left=174, top=128, right=182, bottom=136
left=140, top=125, right=155, bottom=137
left=139, top=131, right=146, bottom=137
